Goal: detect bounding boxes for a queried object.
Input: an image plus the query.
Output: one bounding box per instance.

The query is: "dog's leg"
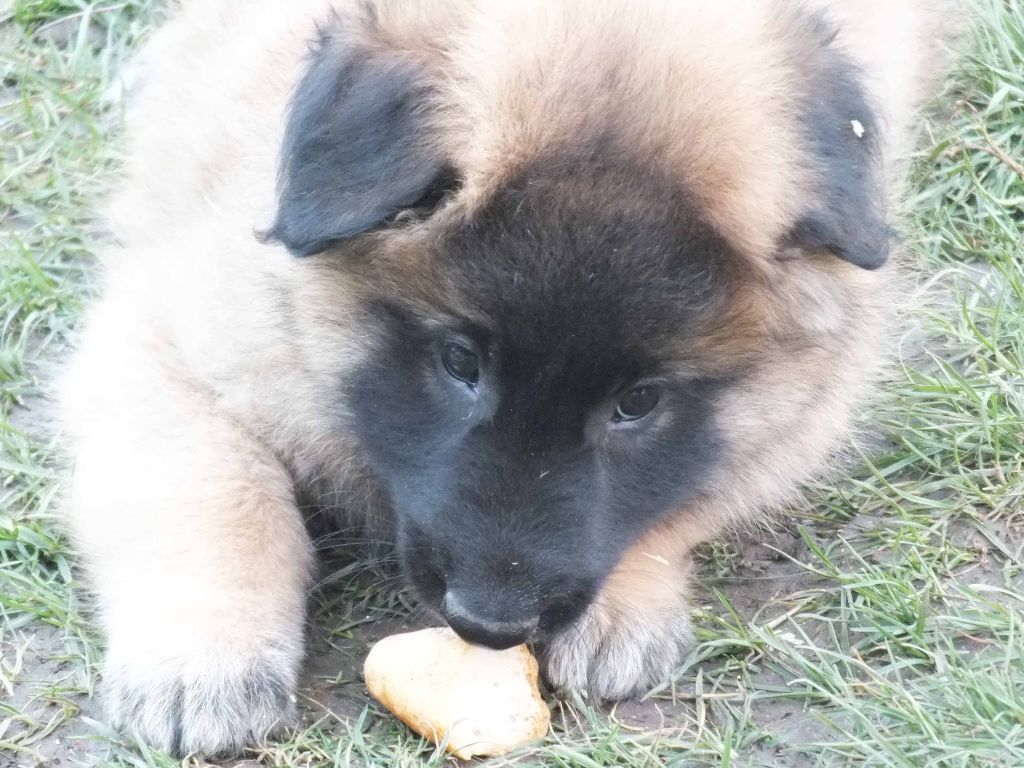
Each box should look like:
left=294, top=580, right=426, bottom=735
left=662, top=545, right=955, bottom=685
left=64, top=324, right=314, bottom=756
left=542, top=515, right=710, bottom=700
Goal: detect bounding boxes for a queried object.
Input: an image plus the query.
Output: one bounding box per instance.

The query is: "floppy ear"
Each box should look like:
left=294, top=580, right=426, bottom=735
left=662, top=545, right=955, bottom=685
left=784, top=25, right=893, bottom=271
left=266, top=26, right=450, bottom=256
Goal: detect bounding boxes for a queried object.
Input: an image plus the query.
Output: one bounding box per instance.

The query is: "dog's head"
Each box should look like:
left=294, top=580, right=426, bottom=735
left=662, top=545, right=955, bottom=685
left=266, top=9, right=890, bottom=648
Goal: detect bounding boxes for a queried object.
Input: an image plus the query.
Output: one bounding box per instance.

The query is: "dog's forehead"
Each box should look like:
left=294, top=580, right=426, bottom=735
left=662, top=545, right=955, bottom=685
left=435, top=161, right=733, bottom=361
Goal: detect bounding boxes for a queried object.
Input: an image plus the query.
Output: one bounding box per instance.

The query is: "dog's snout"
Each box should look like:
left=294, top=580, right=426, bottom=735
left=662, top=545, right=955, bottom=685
left=441, top=590, right=538, bottom=649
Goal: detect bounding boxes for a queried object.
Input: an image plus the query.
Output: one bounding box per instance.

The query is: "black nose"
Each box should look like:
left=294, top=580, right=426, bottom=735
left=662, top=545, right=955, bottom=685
left=441, top=590, right=538, bottom=649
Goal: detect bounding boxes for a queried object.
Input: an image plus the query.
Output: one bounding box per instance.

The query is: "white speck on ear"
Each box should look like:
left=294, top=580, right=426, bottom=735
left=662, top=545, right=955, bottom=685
left=642, top=552, right=670, bottom=566
left=203, top=194, right=225, bottom=216
left=851, top=119, right=865, bottom=138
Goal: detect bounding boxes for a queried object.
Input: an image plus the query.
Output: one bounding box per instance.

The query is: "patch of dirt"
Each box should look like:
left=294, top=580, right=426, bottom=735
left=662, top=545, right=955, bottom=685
left=30, top=15, right=107, bottom=50
left=1, top=625, right=103, bottom=768
left=744, top=694, right=838, bottom=768
left=303, top=613, right=433, bottom=726
left=702, top=525, right=827, bottom=617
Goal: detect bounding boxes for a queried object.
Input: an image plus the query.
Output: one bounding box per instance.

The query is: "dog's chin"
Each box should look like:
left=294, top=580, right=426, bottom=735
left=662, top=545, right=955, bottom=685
left=401, top=568, right=445, bottom=621
left=537, top=594, right=593, bottom=637
left=412, top=598, right=445, bottom=625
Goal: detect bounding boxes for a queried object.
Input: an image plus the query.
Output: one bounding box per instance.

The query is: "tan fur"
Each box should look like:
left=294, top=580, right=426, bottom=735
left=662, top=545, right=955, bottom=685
left=543, top=528, right=695, bottom=698
left=62, top=0, right=954, bottom=754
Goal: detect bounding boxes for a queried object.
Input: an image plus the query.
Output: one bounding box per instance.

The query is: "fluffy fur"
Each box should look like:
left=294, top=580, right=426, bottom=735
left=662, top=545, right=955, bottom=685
left=62, top=0, right=953, bottom=756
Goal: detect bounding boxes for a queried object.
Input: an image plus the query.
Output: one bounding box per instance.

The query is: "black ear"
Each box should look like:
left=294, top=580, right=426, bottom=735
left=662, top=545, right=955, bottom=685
left=785, top=17, right=893, bottom=271
left=266, top=25, right=450, bottom=256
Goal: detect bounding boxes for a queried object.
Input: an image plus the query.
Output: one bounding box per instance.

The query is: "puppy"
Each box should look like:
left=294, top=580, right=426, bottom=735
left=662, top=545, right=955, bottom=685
left=61, top=0, right=952, bottom=756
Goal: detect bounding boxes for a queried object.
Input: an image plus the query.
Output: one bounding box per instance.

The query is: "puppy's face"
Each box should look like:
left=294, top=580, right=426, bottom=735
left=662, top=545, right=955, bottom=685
left=344, top=166, right=732, bottom=646
left=267, top=14, right=888, bottom=648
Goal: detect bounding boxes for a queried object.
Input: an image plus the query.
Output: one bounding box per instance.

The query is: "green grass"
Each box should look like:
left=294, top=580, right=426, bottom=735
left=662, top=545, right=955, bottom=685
left=1, top=0, right=1022, bottom=766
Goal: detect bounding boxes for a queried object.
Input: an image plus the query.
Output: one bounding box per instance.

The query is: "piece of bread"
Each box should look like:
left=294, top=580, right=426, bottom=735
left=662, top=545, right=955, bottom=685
left=363, top=627, right=550, bottom=759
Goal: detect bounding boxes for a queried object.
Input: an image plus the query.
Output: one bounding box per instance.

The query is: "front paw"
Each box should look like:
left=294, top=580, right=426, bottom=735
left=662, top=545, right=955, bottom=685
left=103, top=636, right=302, bottom=757
left=540, top=600, right=690, bottom=700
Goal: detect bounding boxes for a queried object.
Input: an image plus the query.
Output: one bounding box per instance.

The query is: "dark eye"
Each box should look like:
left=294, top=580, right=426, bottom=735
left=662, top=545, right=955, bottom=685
left=614, top=386, right=660, bottom=422
left=441, top=341, right=479, bottom=386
